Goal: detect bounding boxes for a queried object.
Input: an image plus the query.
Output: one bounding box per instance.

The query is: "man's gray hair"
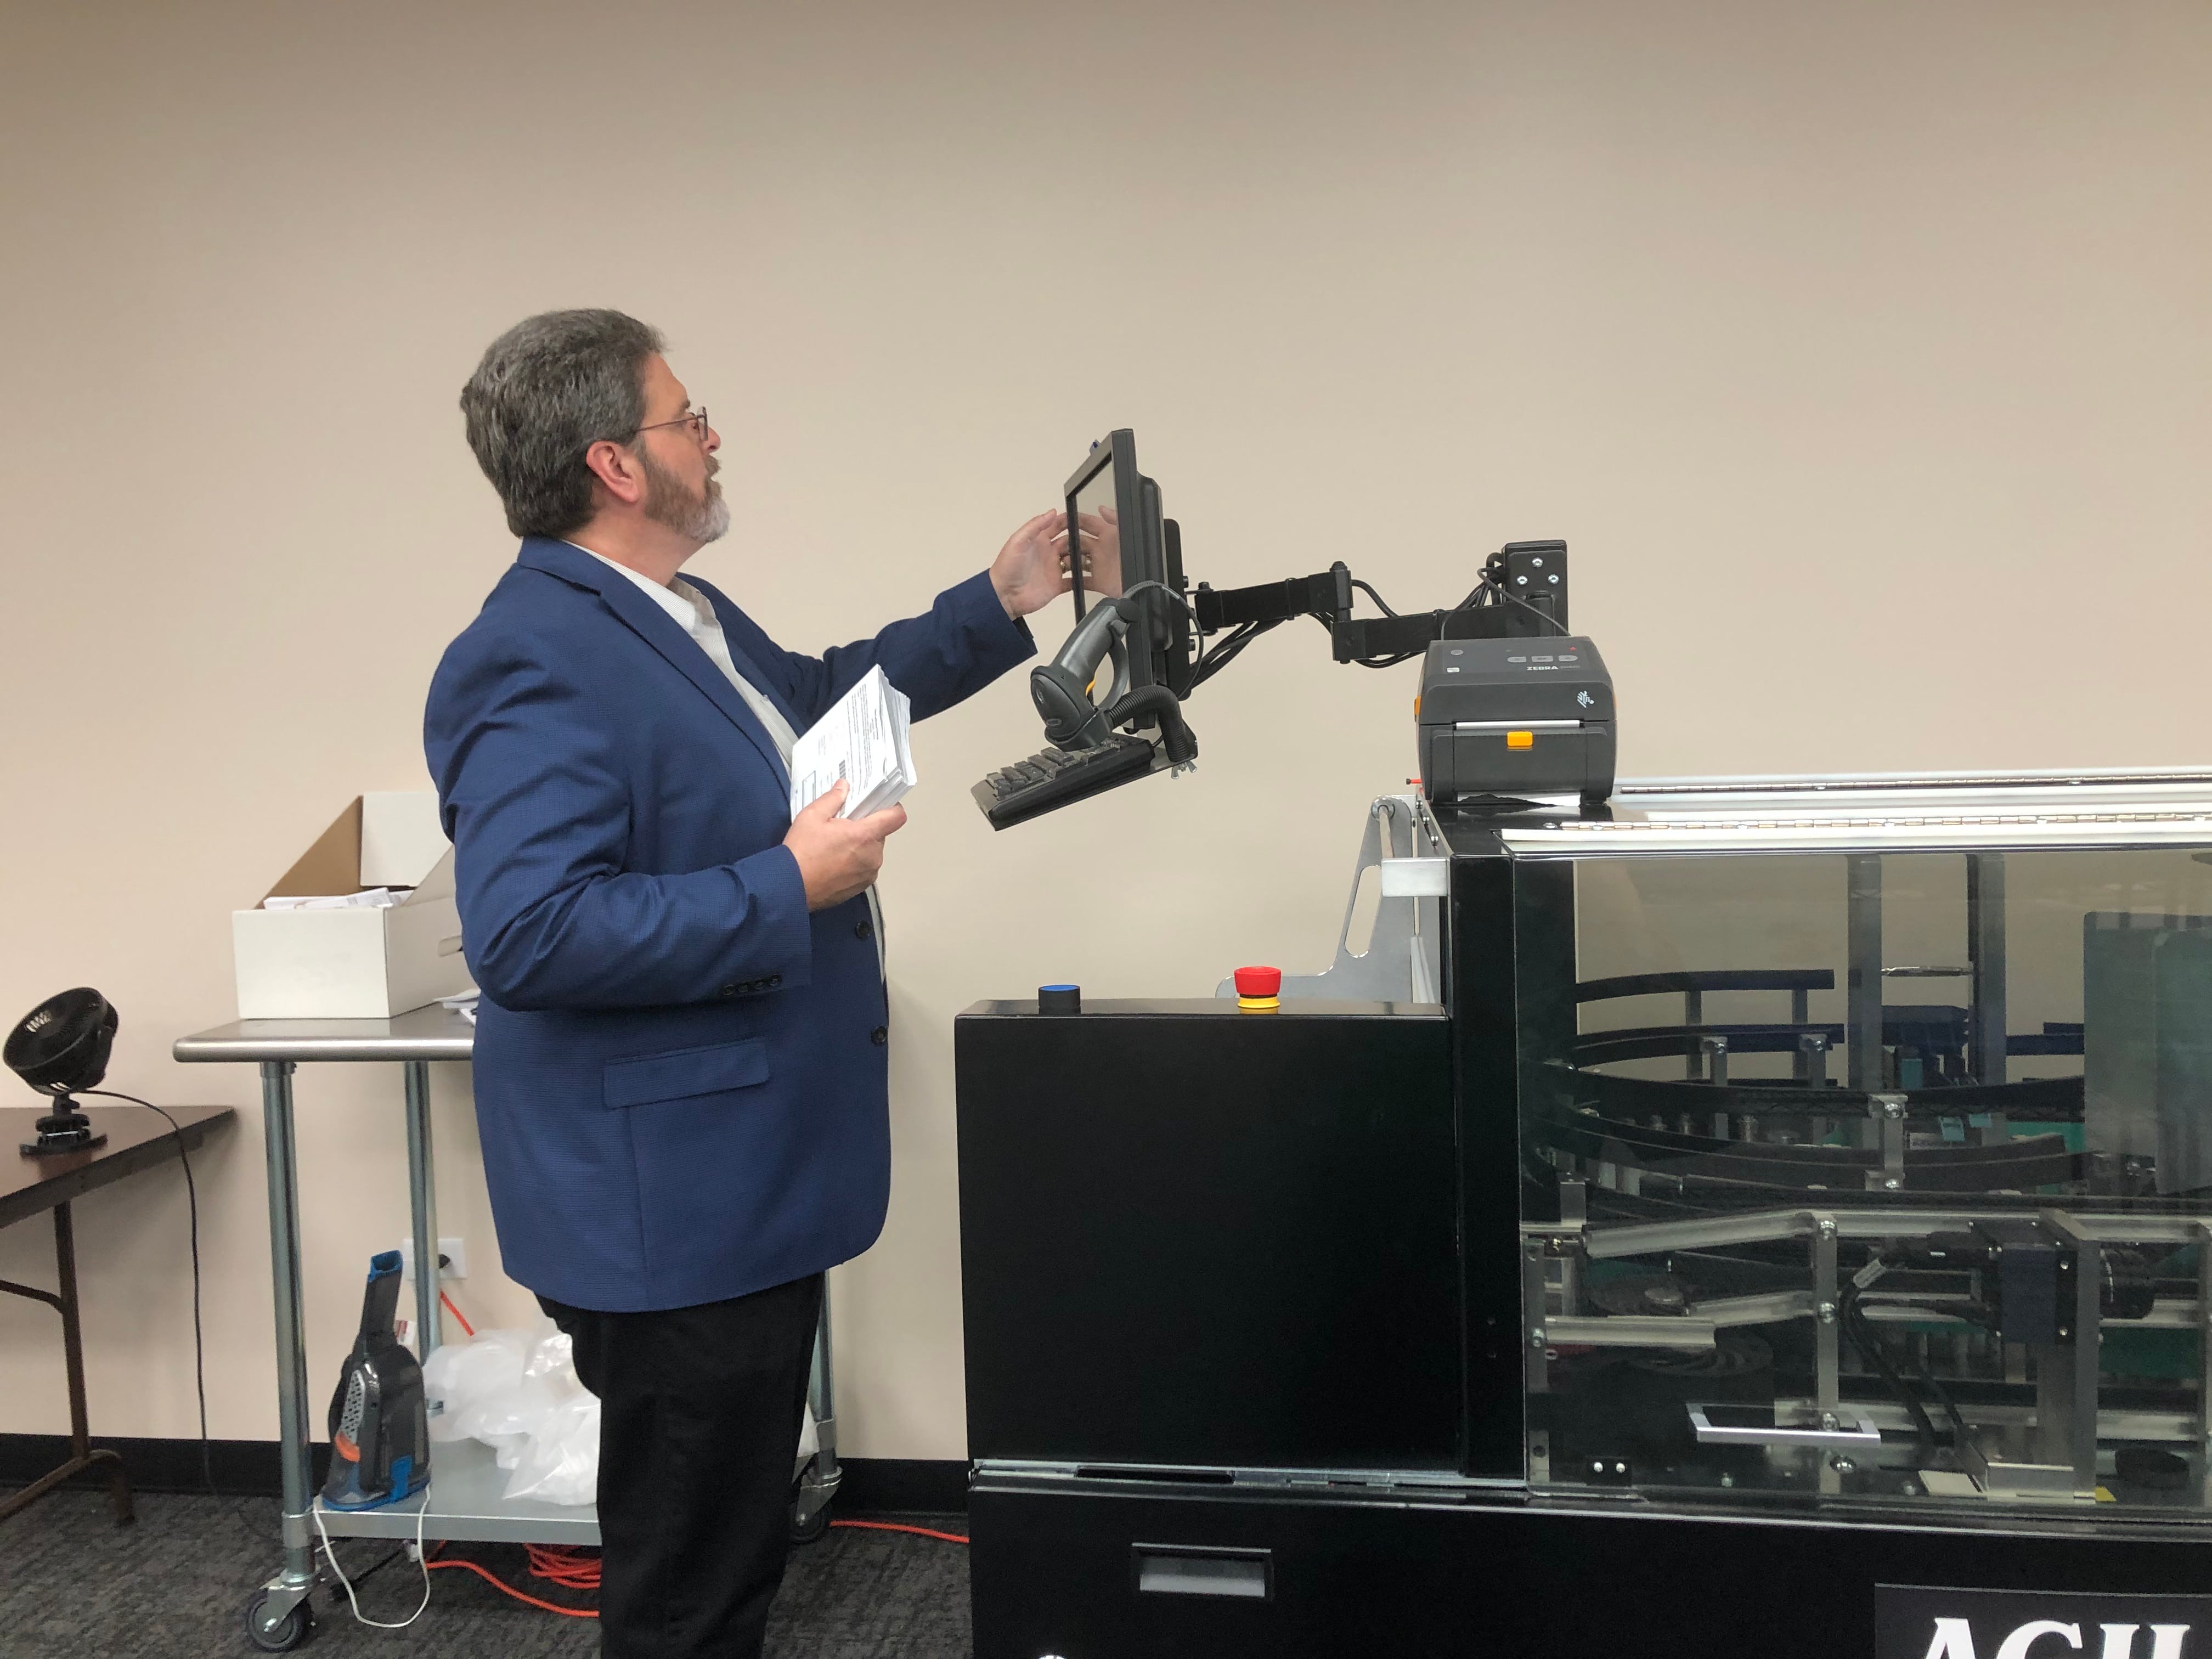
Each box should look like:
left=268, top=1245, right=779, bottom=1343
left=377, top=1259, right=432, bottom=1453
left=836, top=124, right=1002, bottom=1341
left=459, top=309, right=665, bottom=539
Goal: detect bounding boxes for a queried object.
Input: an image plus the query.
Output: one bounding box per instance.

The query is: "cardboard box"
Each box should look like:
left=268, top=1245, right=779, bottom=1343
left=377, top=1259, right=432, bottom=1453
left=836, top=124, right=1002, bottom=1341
left=232, top=793, right=473, bottom=1019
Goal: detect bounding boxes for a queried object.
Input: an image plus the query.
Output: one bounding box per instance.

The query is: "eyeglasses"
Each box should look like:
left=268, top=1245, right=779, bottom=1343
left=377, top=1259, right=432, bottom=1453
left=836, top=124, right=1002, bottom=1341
left=634, top=407, right=709, bottom=445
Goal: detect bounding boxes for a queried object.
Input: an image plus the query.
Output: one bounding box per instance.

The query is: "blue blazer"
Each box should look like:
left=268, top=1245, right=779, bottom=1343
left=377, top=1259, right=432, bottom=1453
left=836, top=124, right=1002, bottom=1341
left=424, top=538, right=1034, bottom=1312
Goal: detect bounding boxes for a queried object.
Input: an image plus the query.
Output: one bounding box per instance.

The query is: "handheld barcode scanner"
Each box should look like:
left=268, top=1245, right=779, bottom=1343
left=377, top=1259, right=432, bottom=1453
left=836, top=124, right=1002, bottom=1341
left=320, top=1250, right=430, bottom=1511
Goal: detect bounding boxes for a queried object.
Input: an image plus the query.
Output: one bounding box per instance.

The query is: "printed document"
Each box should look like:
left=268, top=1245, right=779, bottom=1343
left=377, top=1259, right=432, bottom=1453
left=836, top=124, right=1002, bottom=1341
left=788, top=666, right=916, bottom=820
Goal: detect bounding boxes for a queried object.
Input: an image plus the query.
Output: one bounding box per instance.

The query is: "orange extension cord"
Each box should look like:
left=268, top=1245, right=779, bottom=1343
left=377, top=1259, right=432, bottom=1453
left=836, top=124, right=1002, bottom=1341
left=425, top=1553, right=599, bottom=1618
left=830, top=1520, right=972, bottom=1545
left=422, top=1522, right=969, bottom=1619
left=439, top=1291, right=475, bottom=1338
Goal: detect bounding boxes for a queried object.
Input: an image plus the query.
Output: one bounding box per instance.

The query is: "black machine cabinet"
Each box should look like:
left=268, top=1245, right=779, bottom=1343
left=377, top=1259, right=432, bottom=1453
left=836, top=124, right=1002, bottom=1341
left=956, top=774, right=2212, bottom=1658
left=956, top=1000, right=1457, bottom=1472
left=966, top=1477, right=2212, bottom=1659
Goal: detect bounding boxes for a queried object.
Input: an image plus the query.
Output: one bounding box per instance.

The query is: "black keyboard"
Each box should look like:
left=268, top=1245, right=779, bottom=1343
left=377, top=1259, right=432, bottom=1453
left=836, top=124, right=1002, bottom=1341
left=972, top=735, right=1159, bottom=829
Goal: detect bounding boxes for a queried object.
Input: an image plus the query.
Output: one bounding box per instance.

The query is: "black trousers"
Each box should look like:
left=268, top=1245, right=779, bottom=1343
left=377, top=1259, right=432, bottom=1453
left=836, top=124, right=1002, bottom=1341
left=540, top=1273, right=823, bottom=1659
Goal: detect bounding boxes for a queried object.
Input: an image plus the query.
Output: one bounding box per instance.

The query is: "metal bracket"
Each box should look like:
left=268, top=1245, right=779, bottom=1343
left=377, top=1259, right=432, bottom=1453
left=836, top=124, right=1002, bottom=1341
left=1541, top=1316, right=1717, bottom=1350
left=1224, top=796, right=1444, bottom=1003
left=1865, top=1094, right=1908, bottom=1191
left=1379, top=856, right=1449, bottom=897
left=1688, top=1406, right=1880, bottom=1449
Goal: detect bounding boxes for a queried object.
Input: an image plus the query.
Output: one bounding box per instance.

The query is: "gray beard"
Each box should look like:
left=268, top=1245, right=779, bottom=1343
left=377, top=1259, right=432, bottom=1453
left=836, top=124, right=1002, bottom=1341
left=640, top=450, right=729, bottom=544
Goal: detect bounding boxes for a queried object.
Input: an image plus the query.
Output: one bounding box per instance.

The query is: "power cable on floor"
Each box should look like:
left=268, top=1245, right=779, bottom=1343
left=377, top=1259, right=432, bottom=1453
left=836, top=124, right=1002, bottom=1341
left=832, top=1520, right=970, bottom=1544
left=426, top=1555, right=600, bottom=1618
left=314, top=1484, right=432, bottom=1629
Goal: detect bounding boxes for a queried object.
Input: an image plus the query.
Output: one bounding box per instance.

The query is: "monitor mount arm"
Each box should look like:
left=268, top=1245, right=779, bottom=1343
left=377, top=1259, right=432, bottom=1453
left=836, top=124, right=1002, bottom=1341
left=1190, top=539, right=1572, bottom=665
left=1019, top=538, right=1565, bottom=770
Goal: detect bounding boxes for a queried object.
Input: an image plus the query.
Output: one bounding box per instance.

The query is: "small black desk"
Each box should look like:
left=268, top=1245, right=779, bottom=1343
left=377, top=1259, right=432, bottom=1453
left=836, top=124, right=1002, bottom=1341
left=1, top=1103, right=233, bottom=1523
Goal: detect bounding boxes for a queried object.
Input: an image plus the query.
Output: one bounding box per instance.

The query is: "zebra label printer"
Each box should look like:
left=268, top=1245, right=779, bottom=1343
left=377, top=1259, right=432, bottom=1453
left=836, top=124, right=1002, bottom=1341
left=1417, top=635, right=1616, bottom=807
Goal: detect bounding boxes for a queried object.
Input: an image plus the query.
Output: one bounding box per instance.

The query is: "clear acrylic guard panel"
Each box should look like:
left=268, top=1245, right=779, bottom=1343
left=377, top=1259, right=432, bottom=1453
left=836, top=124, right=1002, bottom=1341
left=1520, top=836, right=2212, bottom=1516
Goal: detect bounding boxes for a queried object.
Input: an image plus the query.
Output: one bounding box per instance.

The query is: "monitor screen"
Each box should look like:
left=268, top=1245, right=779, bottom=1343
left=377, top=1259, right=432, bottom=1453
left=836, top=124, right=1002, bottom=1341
left=1067, top=442, right=1128, bottom=619
left=1063, top=429, right=1189, bottom=697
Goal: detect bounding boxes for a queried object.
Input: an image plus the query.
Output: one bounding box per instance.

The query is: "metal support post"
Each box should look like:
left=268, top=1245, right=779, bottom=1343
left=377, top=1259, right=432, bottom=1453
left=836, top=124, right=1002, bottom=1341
left=1812, top=1215, right=1841, bottom=1421
left=792, top=1277, right=844, bottom=1534
left=403, top=1060, right=440, bottom=1361
left=1797, top=1031, right=1829, bottom=1087
left=812, top=1282, right=840, bottom=1489
left=2036, top=1211, right=2105, bottom=1493
left=1522, top=1237, right=1551, bottom=1392
left=1847, top=856, right=1884, bottom=1093
left=1684, top=988, right=1703, bottom=1079
left=2072, top=1237, right=2104, bottom=1494
left=1813, top=1215, right=1841, bottom=1494
left=254, top=1060, right=319, bottom=1633
left=1865, top=1095, right=1908, bottom=1192
left=1967, top=853, right=2008, bottom=1086
left=1556, top=1183, right=1588, bottom=1317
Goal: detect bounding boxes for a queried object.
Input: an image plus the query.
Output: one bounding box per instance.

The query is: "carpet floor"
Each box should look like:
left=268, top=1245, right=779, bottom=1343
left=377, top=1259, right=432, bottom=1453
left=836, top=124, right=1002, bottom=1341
left=0, top=1488, right=971, bottom=1658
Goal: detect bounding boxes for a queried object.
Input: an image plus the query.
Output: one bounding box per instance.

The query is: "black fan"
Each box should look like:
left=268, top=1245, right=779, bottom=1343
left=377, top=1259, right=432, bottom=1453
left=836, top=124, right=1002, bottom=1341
left=5, top=987, right=117, bottom=1154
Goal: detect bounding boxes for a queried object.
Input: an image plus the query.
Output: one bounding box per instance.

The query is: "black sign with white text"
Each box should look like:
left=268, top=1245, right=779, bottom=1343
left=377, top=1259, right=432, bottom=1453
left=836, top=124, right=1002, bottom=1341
left=1880, top=1586, right=2212, bottom=1659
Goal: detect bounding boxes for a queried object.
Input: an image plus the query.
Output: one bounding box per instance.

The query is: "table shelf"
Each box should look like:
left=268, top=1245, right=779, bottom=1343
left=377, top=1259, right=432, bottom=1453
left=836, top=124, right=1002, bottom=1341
left=317, top=1435, right=599, bottom=1545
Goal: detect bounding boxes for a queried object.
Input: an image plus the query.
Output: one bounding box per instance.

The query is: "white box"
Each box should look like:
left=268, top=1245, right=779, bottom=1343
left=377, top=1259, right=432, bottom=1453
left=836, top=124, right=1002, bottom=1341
left=232, top=793, right=473, bottom=1019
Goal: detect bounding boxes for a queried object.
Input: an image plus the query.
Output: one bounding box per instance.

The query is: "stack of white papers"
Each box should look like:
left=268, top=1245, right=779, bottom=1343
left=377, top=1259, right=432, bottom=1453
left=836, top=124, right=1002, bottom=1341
left=263, top=888, right=404, bottom=911
left=788, top=666, right=916, bottom=820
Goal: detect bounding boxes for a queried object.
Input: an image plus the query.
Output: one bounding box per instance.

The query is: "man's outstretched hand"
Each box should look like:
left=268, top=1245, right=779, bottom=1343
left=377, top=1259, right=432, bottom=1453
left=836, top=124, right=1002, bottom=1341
left=785, top=781, right=906, bottom=910
left=989, top=509, right=1077, bottom=619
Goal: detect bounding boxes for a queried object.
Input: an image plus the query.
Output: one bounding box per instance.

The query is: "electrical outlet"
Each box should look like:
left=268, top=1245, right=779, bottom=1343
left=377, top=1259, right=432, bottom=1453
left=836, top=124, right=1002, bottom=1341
left=397, top=1236, right=467, bottom=1282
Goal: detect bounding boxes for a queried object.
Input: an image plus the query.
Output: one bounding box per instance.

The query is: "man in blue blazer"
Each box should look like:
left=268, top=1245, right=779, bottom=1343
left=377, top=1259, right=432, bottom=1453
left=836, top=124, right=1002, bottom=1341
left=427, top=310, right=1070, bottom=1657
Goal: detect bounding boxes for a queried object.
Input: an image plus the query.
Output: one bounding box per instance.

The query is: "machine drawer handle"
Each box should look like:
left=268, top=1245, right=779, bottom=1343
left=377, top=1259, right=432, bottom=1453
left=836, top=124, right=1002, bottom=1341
left=1132, top=1545, right=1271, bottom=1600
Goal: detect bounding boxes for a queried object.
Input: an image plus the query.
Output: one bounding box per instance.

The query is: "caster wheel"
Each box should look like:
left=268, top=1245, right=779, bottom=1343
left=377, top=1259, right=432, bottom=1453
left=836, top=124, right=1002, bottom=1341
left=789, top=1458, right=832, bottom=1545
left=789, top=1497, right=832, bottom=1545
left=245, top=1589, right=313, bottom=1651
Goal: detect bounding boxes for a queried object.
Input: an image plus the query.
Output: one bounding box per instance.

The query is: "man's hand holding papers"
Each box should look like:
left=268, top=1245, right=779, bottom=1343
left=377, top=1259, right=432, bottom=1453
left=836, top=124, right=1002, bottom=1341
left=783, top=667, right=916, bottom=911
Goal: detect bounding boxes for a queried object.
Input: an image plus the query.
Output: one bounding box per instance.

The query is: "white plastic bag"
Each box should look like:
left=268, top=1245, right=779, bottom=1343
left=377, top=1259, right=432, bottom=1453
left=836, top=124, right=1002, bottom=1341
left=522, top=1330, right=574, bottom=1381
left=419, top=1324, right=599, bottom=1504
left=422, top=1328, right=530, bottom=1443
left=466, top=1372, right=577, bottom=1469
left=502, top=1391, right=601, bottom=1505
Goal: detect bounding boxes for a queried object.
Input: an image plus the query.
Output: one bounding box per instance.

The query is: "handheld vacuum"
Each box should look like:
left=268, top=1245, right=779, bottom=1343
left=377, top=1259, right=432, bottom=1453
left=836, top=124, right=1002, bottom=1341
left=320, top=1250, right=430, bottom=1510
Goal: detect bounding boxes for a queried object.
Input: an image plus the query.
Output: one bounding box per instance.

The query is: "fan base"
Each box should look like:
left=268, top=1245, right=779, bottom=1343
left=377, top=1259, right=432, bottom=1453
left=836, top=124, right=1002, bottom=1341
left=21, top=1111, right=106, bottom=1156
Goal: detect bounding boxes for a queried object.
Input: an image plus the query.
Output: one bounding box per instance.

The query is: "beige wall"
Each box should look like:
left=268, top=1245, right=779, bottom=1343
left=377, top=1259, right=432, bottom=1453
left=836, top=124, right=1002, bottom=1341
left=2, top=1, right=2207, bottom=1459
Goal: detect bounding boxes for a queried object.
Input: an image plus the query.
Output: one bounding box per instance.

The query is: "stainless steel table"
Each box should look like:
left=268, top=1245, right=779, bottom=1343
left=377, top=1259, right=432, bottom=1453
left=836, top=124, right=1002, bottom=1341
left=175, top=1008, right=843, bottom=1650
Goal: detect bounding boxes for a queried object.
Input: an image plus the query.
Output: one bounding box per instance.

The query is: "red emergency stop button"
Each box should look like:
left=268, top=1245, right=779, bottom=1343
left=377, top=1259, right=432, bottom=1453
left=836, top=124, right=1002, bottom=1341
left=1234, top=966, right=1282, bottom=1011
